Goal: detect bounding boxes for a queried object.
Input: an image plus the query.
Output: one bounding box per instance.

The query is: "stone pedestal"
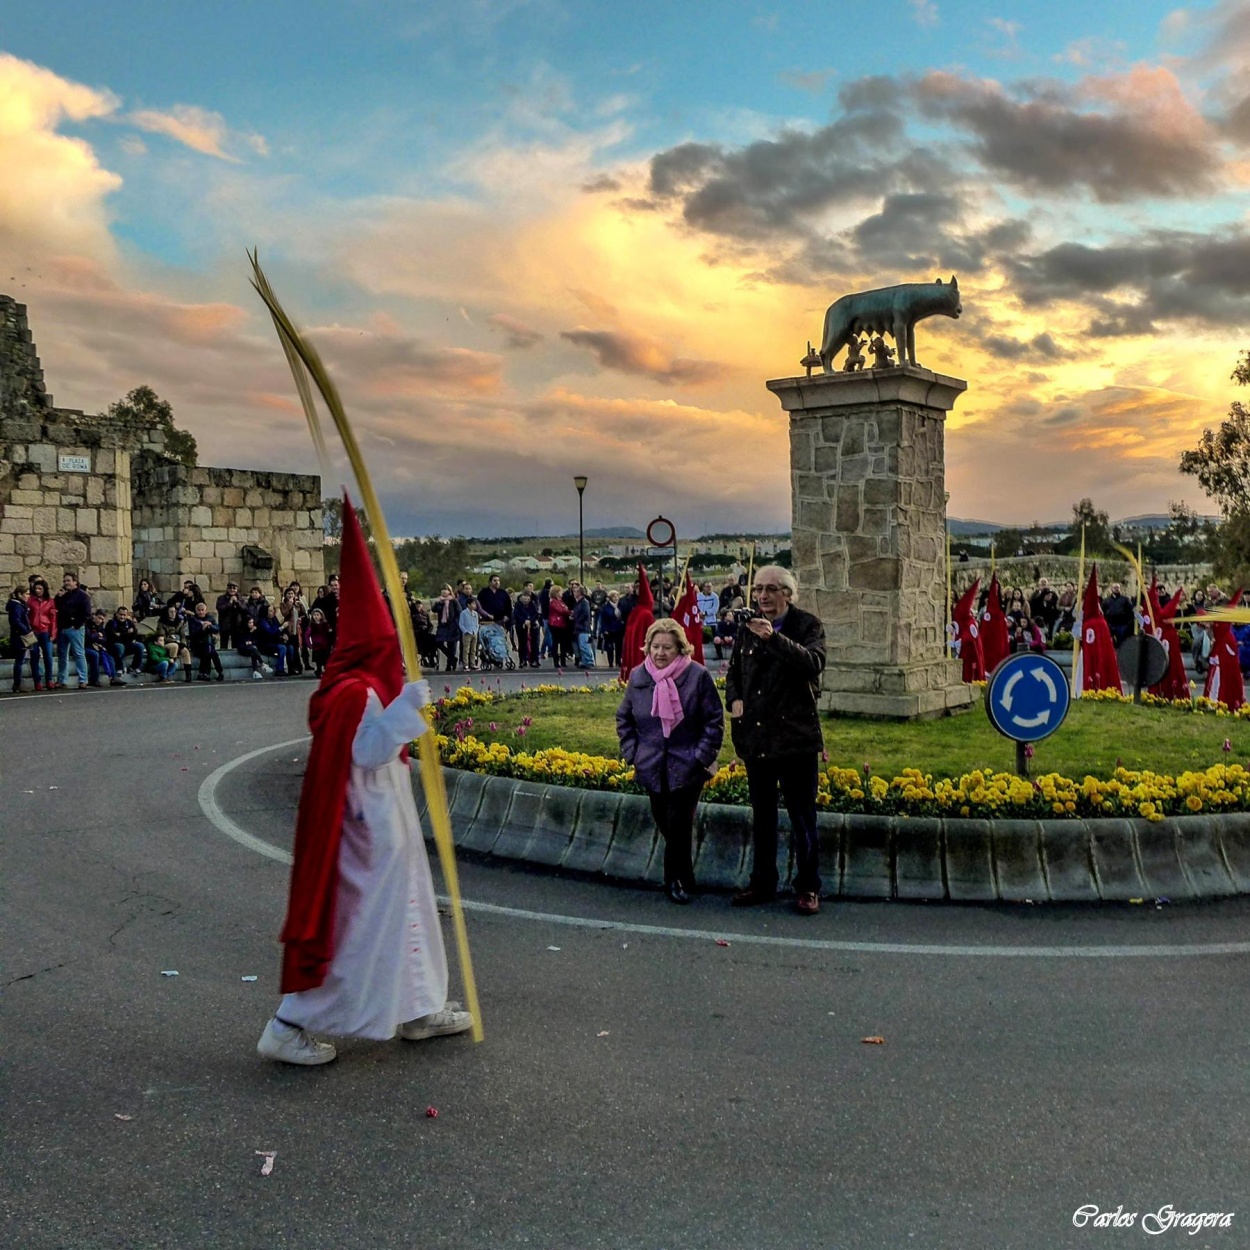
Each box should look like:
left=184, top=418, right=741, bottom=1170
left=767, top=365, right=973, bottom=720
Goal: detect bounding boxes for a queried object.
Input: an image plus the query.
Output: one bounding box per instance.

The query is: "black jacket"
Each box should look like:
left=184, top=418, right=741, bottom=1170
left=724, top=604, right=825, bottom=759
left=54, top=586, right=92, bottom=630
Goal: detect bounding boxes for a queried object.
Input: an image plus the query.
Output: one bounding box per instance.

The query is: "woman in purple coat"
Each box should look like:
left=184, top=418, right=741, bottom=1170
left=616, top=618, right=724, bottom=903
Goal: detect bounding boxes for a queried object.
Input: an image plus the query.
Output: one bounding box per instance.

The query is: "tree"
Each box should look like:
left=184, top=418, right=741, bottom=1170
left=1064, top=498, right=1112, bottom=554
left=103, top=385, right=197, bottom=466
left=1179, top=353, right=1250, bottom=587
left=322, top=498, right=369, bottom=543
left=393, top=536, right=473, bottom=596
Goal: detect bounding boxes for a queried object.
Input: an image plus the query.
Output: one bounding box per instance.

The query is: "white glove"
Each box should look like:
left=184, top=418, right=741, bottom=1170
left=401, top=679, right=432, bottom=710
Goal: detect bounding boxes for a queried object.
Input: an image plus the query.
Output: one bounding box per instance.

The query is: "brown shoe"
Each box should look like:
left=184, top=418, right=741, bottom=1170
left=795, top=892, right=820, bottom=916
left=731, top=886, right=776, bottom=907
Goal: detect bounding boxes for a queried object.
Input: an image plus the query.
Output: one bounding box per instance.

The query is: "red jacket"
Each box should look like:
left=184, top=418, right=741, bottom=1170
left=27, top=596, right=56, bottom=637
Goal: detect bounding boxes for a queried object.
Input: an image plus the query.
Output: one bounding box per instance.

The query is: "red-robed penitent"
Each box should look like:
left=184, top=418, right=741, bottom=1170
left=672, top=572, right=706, bottom=665
left=1204, top=588, right=1246, bottom=712
left=952, top=578, right=985, bottom=682
left=618, top=563, right=655, bottom=682
left=1074, top=564, right=1121, bottom=696
left=1146, top=578, right=1191, bottom=702
left=279, top=495, right=404, bottom=993
left=979, top=573, right=1011, bottom=674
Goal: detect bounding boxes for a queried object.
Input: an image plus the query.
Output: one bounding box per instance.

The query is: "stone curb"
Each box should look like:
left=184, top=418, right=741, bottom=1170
left=415, top=767, right=1250, bottom=902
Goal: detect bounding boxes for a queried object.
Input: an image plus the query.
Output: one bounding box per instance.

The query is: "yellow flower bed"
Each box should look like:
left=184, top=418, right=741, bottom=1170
left=427, top=687, right=1250, bottom=820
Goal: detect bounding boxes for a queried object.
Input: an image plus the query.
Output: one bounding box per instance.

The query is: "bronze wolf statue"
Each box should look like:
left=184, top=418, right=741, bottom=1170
left=819, top=276, right=961, bottom=373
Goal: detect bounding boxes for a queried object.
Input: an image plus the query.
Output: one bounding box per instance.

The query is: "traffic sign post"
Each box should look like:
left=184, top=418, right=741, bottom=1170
left=1116, top=634, right=1168, bottom=705
left=984, top=653, right=1071, bottom=778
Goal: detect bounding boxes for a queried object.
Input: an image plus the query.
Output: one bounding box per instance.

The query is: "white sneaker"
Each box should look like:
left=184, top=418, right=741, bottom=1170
left=257, top=1016, right=337, bottom=1065
left=252, top=671, right=264, bottom=681
left=262, top=663, right=274, bottom=674
left=399, top=1005, right=473, bottom=1041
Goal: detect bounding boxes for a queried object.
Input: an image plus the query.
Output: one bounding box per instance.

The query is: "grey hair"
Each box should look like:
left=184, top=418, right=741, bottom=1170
left=753, top=564, right=798, bottom=603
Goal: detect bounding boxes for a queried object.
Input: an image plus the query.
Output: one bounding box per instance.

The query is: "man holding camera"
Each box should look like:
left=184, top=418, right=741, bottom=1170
left=725, top=566, right=826, bottom=915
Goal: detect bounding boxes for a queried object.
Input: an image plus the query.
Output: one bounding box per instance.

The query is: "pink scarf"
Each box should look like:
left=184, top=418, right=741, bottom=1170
left=644, top=654, right=692, bottom=738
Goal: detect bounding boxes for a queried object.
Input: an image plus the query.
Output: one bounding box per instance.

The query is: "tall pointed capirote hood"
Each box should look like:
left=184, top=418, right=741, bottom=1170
left=636, top=563, right=654, bottom=611
left=1082, top=564, right=1105, bottom=620
left=984, top=573, right=1005, bottom=619
left=953, top=577, right=980, bottom=623
left=319, top=491, right=403, bottom=704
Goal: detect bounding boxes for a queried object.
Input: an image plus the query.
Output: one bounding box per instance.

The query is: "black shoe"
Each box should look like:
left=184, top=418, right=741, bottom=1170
left=109, top=678, right=125, bottom=686
left=197, top=674, right=211, bottom=682
left=666, top=881, right=691, bottom=905
left=215, top=671, right=224, bottom=681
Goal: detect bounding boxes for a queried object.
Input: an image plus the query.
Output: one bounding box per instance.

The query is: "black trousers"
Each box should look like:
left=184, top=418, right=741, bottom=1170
left=745, top=752, right=821, bottom=896
left=648, top=780, right=702, bottom=890
left=195, top=648, right=223, bottom=677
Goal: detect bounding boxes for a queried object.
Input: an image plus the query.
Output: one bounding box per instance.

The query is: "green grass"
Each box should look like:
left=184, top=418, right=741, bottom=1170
left=444, top=686, right=1250, bottom=780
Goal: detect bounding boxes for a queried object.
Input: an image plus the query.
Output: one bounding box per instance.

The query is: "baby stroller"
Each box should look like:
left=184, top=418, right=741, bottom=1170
left=478, top=621, right=515, bottom=671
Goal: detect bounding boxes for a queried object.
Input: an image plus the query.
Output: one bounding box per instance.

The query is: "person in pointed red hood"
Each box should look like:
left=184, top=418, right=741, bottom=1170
left=978, top=573, right=1011, bottom=674
left=672, top=571, right=706, bottom=665
left=1204, top=588, right=1246, bottom=711
left=1146, top=577, right=1191, bottom=702
left=951, top=579, right=985, bottom=682
left=1073, top=564, right=1121, bottom=696
left=619, top=563, right=655, bottom=682
left=256, top=495, right=471, bottom=1065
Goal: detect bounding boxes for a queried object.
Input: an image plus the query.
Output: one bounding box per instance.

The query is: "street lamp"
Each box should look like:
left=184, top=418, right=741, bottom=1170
left=573, top=475, right=588, bottom=585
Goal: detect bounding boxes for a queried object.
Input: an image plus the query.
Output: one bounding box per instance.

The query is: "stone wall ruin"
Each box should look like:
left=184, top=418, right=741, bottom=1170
left=0, top=295, right=323, bottom=614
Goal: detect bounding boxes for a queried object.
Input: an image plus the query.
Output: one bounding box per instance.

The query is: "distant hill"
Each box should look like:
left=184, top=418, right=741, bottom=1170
left=948, top=518, right=1010, bottom=536
left=585, top=526, right=646, bottom=539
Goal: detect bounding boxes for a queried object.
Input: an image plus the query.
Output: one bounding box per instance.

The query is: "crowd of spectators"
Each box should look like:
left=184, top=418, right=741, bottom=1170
left=5, top=567, right=769, bottom=693
left=5, top=571, right=343, bottom=692
left=973, top=576, right=1250, bottom=674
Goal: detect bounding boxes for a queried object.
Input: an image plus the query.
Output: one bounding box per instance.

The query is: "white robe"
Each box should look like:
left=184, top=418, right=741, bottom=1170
left=278, top=688, right=448, bottom=1039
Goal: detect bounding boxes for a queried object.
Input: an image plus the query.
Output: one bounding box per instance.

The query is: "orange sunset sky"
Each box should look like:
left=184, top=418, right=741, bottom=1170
left=4, top=2, right=1250, bottom=535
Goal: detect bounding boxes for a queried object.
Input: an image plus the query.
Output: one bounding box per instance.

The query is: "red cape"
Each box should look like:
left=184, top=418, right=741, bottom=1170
left=279, top=494, right=404, bottom=993
left=1204, top=588, right=1246, bottom=711
left=979, top=573, right=1011, bottom=673
left=1146, top=581, right=1190, bottom=701
left=952, top=578, right=985, bottom=682
left=1075, top=564, right=1121, bottom=694
left=619, top=563, right=655, bottom=682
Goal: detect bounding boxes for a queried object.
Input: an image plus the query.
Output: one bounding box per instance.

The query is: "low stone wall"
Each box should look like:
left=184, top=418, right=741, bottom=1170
left=132, top=463, right=323, bottom=594
left=954, top=555, right=1213, bottom=593
left=415, top=767, right=1250, bottom=902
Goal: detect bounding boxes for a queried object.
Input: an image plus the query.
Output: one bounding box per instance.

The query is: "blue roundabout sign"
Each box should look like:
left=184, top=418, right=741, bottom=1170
left=985, top=653, right=1071, bottom=744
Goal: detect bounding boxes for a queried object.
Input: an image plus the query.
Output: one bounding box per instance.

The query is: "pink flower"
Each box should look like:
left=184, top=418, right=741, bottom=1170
left=521, top=716, right=533, bottom=728
left=863, top=762, right=871, bottom=775
left=821, top=750, right=829, bottom=762
left=465, top=717, right=473, bottom=729
left=515, top=725, right=528, bottom=737
left=1224, top=738, right=1233, bottom=752
left=488, top=721, right=498, bottom=732
left=444, top=685, right=451, bottom=694
left=1024, top=743, right=1035, bottom=758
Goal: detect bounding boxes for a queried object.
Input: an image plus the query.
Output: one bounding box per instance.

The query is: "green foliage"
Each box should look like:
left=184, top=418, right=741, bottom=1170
left=1055, top=498, right=1113, bottom=555
left=394, top=536, right=473, bottom=596
left=103, top=384, right=197, bottom=466
left=1179, top=353, right=1250, bottom=588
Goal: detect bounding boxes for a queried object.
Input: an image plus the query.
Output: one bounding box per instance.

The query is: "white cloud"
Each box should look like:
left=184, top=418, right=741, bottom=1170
left=0, top=53, right=122, bottom=262
left=128, top=104, right=264, bottom=162
left=908, top=0, right=939, bottom=29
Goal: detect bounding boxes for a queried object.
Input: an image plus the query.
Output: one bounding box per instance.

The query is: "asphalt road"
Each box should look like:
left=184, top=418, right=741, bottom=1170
left=4, top=677, right=1249, bottom=1250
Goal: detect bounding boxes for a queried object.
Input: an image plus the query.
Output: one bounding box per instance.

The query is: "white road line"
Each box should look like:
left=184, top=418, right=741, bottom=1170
left=197, top=736, right=309, bottom=864
left=198, top=738, right=1250, bottom=960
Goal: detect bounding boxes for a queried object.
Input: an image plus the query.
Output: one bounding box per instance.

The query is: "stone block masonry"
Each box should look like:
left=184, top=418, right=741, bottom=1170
left=768, top=365, right=973, bottom=720
left=0, top=295, right=324, bottom=612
